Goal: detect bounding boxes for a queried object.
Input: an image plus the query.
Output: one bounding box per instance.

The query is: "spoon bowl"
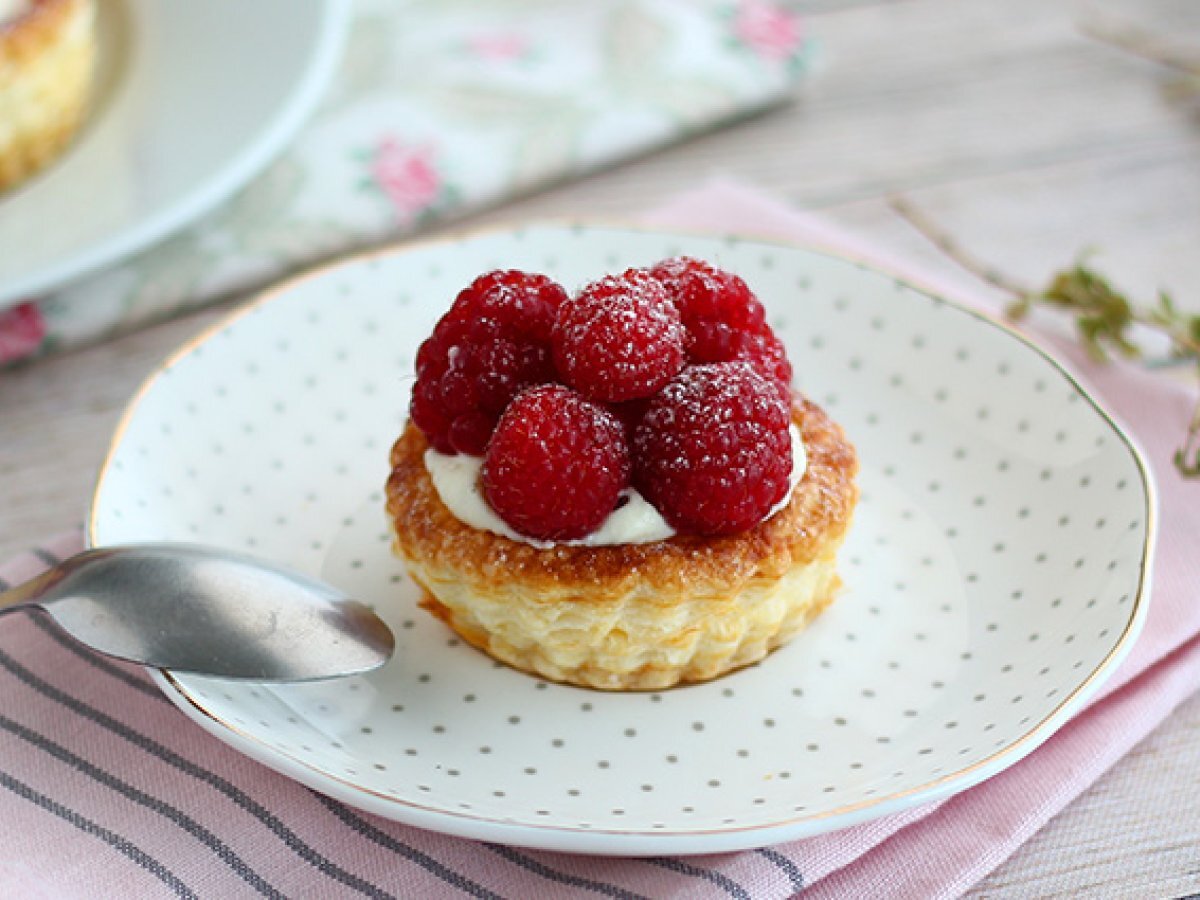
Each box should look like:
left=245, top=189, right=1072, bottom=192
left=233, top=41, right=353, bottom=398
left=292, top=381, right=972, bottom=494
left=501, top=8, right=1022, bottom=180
left=0, top=544, right=395, bottom=681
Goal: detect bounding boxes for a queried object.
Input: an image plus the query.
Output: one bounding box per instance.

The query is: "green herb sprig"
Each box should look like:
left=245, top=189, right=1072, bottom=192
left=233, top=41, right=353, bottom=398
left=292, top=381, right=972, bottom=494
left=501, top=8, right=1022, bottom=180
left=890, top=195, right=1200, bottom=477
left=1081, top=20, right=1200, bottom=106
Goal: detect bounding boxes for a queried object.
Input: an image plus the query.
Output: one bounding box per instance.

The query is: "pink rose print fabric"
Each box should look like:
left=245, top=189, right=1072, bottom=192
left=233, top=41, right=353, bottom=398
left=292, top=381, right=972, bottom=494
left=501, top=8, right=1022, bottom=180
left=8, top=0, right=808, bottom=363
left=0, top=302, right=47, bottom=365
left=368, top=138, right=445, bottom=226
left=732, top=0, right=804, bottom=64
left=463, top=32, right=531, bottom=63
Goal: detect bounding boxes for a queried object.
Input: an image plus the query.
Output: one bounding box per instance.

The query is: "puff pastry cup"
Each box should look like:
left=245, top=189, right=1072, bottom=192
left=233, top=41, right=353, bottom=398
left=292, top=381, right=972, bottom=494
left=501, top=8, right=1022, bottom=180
left=386, top=396, right=859, bottom=691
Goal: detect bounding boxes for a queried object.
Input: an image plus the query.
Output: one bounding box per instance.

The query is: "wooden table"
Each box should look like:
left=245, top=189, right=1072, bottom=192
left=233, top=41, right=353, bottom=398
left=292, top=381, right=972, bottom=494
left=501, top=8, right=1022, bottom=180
left=3, top=0, right=1198, bottom=894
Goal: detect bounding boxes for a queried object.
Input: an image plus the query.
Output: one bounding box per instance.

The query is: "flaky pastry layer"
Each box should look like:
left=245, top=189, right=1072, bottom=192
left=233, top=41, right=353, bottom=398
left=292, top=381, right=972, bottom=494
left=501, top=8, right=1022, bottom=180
left=385, top=396, right=859, bottom=690
left=0, top=0, right=96, bottom=193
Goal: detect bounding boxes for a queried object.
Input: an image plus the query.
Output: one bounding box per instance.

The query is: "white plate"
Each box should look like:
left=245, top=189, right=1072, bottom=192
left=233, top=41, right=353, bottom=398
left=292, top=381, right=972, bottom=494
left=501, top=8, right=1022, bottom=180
left=89, top=224, right=1154, bottom=855
left=0, top=0, right=347, bottom=309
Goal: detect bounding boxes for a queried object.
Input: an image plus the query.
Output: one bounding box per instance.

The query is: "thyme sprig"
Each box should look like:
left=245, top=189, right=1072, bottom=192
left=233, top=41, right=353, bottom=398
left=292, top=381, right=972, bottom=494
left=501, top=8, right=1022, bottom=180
left=889, top=195, right=1200, bottom=477
left=1081, top=20, right=1200, bottom=104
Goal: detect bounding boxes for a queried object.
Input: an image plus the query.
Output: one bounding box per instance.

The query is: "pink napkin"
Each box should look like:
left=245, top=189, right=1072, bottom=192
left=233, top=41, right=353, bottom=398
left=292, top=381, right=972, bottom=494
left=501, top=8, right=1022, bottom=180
left=2, top=182, right=1197, bottom=898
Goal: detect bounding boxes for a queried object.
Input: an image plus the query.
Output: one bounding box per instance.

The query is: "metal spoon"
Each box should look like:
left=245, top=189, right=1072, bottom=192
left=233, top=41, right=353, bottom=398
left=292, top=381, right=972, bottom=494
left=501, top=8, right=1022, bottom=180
left=0, top=544, right=395, bottom=681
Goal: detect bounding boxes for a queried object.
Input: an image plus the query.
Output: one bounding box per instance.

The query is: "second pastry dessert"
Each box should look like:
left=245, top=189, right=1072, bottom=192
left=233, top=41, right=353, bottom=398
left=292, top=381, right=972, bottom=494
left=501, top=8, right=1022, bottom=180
left=0, top=0, right=97, bottom=193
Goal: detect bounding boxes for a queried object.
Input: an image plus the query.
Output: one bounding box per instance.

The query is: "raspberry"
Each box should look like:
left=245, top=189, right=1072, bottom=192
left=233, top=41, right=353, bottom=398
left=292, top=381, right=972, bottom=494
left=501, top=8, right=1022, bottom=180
left=649, top=256, right=793, bottom=397
left=410, top=270, right=568, bottom=455
left=633, top=362, right=792, bottom=536
left=650, top=256, right=765, bottom=340
left=483, top=385, right=632, bottom=541
left=443, top=269, right=564, bottom=335
left=605, top=397, right=649, bottom=447
left=552, top=269, right=686, bottom=403
left=735, top=329, right=793, bottom=404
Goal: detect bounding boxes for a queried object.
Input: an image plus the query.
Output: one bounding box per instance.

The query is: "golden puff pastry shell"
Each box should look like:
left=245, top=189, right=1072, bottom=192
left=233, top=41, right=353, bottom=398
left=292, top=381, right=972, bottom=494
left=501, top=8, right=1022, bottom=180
left=386, top=396, right=859, bottom=691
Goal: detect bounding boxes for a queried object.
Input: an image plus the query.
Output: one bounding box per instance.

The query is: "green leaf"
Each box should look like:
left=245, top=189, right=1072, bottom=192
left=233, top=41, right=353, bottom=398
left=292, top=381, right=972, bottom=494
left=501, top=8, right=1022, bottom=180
left=1174, top=446, right=1200, bottom=477
left=1036, top=263, right=1144, bottom=360
left=1005, top=295, right=1034, bottom=321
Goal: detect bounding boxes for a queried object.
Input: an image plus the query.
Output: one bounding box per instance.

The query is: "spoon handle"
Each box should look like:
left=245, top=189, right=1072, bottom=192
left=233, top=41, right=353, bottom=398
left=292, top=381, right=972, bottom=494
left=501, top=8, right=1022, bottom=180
left=0, top=563, right=65, bottom=614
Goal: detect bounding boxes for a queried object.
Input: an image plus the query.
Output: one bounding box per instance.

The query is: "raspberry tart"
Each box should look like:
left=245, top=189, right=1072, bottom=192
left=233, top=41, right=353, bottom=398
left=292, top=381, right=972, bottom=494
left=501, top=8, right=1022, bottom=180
left=386, top=260, right=858, bottom=690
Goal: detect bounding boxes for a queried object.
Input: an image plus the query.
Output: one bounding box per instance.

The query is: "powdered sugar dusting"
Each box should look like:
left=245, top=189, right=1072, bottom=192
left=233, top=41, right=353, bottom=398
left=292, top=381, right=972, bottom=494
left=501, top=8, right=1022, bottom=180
left=633, top=362, right=795, bottom=534
left=552, top=269, right=685, bottom=402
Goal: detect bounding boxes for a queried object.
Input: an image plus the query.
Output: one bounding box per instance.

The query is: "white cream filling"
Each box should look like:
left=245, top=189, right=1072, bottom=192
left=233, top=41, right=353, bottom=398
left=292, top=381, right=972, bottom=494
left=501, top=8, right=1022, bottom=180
left=0, top=0, right=29, bottom=25
left=424, top=424, right=807, bottom=548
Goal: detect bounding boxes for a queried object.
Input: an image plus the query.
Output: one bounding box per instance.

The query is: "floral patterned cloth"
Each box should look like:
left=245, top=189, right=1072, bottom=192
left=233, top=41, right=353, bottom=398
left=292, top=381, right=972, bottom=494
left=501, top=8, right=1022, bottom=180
left=1, top=0, right=806, bottom=366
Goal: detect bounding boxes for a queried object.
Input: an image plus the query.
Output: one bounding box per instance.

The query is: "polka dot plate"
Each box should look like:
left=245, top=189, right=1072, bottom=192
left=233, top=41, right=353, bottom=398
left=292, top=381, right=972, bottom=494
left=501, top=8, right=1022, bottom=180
left=89, top=224, right=1154, bottom=855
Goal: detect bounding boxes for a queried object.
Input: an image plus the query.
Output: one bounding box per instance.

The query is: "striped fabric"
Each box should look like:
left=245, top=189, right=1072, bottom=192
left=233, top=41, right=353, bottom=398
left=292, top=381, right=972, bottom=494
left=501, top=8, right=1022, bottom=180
left=0, top=535, right=817, bottom=899
left=2, top=185, right=1198, bottom=897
